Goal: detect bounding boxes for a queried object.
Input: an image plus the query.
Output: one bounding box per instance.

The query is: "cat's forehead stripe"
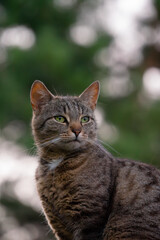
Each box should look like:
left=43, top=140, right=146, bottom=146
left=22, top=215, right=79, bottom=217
left=65, top=99, right=80, bottom=119
left=60, top=98, right=84, bottom=115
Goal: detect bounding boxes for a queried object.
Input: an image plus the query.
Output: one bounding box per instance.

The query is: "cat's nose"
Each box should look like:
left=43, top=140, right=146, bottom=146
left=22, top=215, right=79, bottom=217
left=71, top=127, right=81, bottom=137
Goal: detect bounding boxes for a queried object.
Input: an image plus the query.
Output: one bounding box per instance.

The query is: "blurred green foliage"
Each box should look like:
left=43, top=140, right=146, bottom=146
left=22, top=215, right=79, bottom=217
left=1, top=0, right=160, bottom=239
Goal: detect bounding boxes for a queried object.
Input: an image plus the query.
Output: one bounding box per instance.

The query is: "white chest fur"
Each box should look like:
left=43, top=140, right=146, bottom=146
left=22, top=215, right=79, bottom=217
left=48, top=158, right=63, bottom=171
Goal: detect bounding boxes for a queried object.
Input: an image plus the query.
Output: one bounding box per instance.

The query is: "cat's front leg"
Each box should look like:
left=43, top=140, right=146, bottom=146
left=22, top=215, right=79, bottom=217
left=47, top=219, right=73, bottom=240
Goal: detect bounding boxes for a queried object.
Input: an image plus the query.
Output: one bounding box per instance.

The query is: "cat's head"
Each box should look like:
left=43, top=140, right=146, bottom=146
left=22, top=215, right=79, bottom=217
left=30, top=81, right=99, bottom=153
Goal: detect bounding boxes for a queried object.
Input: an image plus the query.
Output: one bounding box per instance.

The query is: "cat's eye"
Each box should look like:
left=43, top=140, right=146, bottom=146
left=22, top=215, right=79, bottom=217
left=54, top=116, right=66, bottom=123
left=81, top=116, right=90, bottom=123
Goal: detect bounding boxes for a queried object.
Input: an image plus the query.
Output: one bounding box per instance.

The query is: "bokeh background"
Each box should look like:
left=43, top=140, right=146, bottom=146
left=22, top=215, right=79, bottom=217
left=1, top=0, right=160, bottom=239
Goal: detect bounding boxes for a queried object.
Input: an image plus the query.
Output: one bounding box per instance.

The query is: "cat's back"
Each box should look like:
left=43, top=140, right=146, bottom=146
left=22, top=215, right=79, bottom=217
left=114, top=158, right=160, bottom=210
left=105, top=157, right=160, bottom=239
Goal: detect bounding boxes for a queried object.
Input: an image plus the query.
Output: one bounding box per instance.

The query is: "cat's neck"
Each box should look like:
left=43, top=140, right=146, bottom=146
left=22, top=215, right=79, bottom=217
left=38, top=147, right=64, bottom=162
left=38, top=141, right=97, bottom=163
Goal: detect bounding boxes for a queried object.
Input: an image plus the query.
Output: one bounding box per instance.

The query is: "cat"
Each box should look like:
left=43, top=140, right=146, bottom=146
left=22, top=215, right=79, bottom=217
left=30, top=80, right=160, bottom=240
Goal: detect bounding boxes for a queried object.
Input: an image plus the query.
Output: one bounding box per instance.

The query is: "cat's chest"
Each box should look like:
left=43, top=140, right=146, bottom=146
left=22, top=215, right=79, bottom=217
left=47, top=158, right=63, bottom=171
left=36, top=159, right=75, bottom=200
left=36, top=155, right=114, bottom=236
left=36, top=160, right=82, bottom=221
left=37, top=157, right=110, bottom=207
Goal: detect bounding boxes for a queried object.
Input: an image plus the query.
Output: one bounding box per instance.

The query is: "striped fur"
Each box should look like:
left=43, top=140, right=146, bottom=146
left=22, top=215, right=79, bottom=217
left=31, top=81, right=160, bottom=240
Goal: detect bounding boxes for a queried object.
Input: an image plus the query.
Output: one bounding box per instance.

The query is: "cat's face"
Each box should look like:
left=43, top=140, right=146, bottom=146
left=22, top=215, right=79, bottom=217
left=30, top=81, right=99, bottom=152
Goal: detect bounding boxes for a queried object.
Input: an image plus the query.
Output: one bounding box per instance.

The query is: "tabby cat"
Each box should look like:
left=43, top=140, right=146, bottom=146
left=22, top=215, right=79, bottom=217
left=30, top=80, right=160, bottom=240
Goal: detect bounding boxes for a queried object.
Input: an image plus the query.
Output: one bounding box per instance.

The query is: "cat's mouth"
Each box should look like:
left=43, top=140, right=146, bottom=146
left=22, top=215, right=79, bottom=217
left=60, top=135, right=82, bottom=143
left=65, top=138, right=81, bottom=143
left=57, top=137, right=84, bottom=151
left=72, top=139, right=81, bottom=143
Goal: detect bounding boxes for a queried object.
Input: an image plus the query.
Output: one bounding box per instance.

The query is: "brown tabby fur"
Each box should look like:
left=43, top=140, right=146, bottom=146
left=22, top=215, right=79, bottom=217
left=31, top=80, right=160, bottom=240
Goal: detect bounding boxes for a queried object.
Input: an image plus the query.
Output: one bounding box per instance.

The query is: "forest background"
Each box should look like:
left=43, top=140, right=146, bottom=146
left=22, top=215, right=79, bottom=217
left=1, top=0, right=160, bottom=239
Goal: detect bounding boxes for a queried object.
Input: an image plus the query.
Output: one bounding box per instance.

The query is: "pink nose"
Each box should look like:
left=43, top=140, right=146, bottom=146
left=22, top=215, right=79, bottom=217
left=71, top=128, right=81, bottom=137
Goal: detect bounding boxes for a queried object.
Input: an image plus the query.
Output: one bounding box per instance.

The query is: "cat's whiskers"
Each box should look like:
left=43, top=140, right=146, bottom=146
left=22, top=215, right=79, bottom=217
left=60, top=133, right=69, bottom=137
left=85, top=137, right=120, bottom=156
left=97, top=139, right=121, bottom=156
left=60, top=136, right=70, bottom=139
left=40, top=136, right=57, bottom=143
left=81, top=134, right=88, bottom=139
left=25, top=145, right=37, bottom=156
left=84, top=138, right=96, bottom=145
left=83, top=138, right=112, bottom=155
left=39, top=137, right=61, bottom=147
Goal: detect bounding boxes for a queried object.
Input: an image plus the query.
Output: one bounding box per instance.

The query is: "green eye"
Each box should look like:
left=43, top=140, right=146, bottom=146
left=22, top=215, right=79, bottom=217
left=54, top=116, right=66, bottom=123
left=81, top=116, right=90, bottom=123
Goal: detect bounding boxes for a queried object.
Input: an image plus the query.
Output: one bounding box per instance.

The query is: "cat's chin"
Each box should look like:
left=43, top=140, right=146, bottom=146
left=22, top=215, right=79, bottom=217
left=53, top=139, right=89, bottom=152
left=60, top=140, right=85, bottom=151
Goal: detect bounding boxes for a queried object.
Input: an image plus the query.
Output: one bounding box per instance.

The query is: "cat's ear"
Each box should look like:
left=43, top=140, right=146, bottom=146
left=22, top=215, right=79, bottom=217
left=79, top=81, right=100, bottom=110
left=30, top=80, right=53, bottom=112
